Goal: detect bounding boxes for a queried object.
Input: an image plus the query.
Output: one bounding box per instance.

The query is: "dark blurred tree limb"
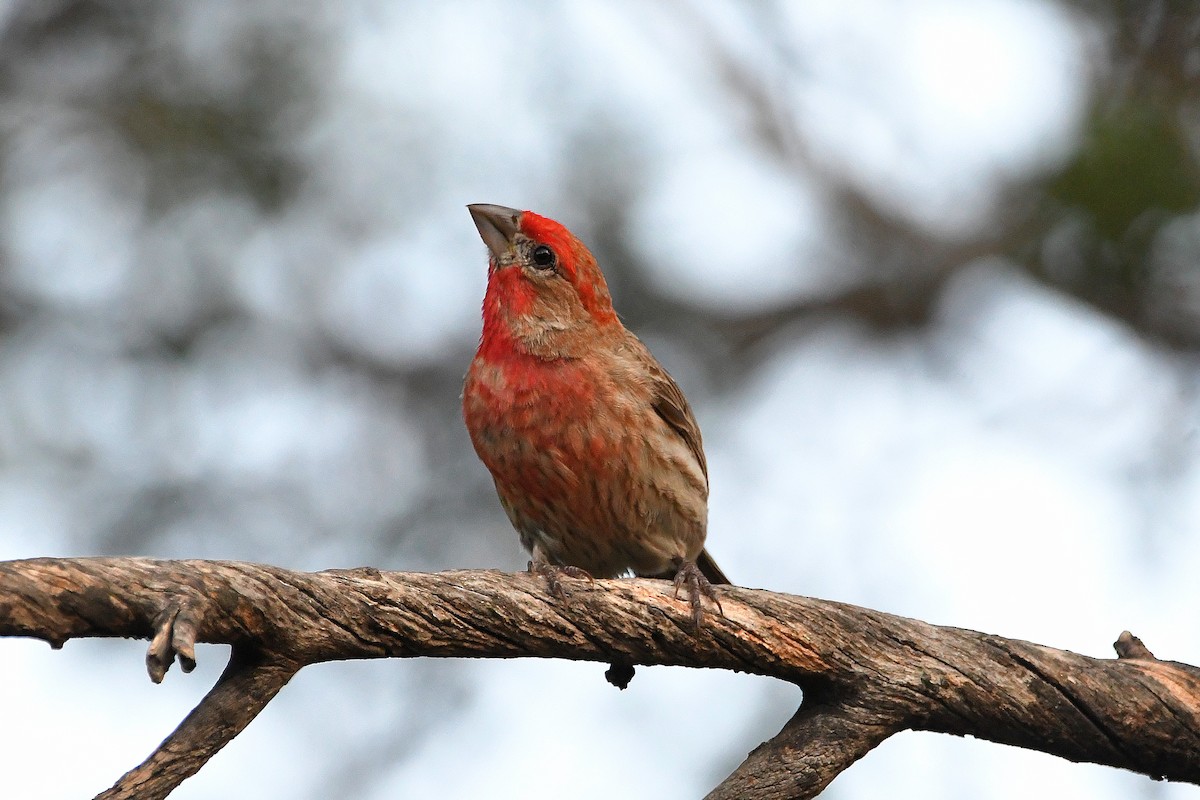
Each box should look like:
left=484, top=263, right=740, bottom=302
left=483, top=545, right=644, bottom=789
left=641, top=0, right=1200, bottom=352
left=1, top=558, right=1197, bottom=799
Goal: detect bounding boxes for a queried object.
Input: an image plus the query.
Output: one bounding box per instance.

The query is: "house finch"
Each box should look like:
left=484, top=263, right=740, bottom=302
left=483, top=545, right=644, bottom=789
left=462, top=203, right=729, bottom=630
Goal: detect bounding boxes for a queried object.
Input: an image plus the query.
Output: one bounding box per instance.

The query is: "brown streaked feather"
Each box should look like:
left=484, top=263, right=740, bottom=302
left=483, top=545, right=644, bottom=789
left=649, top=548, right=730, bottom=585
left=696, top=547, right=730, bottom=585
left=644, top=355, right=732, bottom=585
left=648, top=360, right=708, bottom=481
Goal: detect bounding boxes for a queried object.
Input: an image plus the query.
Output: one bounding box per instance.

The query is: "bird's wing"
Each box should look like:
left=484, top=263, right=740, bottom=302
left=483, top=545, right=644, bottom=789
left=647, top=358, right=708, bottom=482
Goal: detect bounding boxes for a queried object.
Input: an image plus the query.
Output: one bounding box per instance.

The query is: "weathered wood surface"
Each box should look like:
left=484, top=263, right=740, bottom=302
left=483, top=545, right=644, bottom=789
left=1, top=557, right=1197, bottom=799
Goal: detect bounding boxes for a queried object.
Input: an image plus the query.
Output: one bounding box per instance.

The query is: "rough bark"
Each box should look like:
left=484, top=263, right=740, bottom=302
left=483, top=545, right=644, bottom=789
left=1, top=557, right=1197, bottom=799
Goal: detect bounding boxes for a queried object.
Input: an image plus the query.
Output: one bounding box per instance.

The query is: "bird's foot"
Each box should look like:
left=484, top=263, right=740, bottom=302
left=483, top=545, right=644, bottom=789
left=528, top=559, right=594, bottom=599
left=672, top=560, right=724, bottom=630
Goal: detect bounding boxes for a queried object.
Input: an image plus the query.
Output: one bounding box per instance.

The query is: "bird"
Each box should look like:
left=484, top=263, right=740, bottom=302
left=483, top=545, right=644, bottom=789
left=461, top=203, right=728, bottom=632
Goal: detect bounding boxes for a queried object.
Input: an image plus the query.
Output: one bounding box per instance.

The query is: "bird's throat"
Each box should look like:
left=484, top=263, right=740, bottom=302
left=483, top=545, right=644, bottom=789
left=479, top=270, right=595, bottom=362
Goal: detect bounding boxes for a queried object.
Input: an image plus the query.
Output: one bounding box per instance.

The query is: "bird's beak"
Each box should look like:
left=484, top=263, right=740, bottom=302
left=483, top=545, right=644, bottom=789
left=467, top=204, right=522, bottom=262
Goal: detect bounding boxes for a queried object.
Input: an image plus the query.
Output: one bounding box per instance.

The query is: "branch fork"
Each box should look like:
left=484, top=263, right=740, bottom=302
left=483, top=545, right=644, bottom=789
left=1, top=557, right=1197, bottom=799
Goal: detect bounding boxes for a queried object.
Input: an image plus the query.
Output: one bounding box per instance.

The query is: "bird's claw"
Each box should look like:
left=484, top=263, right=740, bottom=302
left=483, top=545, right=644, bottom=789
left=528, top=559, right=594, bottom=599
left=672, top=561, right=724, bottom=630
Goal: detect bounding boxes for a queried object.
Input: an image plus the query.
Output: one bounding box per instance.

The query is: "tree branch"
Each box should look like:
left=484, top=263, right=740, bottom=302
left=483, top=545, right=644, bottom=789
left=98, top=648, right=297, bottom=800
left=1, top=557, right=1197, bottom=799
left=708, top=693, right=901, bottom=799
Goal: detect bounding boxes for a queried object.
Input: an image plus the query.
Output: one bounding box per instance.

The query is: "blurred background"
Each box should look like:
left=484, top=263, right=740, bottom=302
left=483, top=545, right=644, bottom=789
left=0, top=0, right=1197, bottom=797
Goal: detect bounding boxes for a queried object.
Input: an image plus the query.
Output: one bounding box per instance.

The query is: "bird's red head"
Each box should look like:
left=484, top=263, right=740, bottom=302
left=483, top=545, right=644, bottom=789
left=468, top=204, right=618, bottom=360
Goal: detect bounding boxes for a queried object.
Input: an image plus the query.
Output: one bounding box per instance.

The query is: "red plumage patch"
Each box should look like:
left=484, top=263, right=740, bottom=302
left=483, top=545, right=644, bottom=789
left=519, top=210, right=617, bottom=327
left=477, top=264, right=534, bottom=363
left=518, top=211, right=580, bottom=281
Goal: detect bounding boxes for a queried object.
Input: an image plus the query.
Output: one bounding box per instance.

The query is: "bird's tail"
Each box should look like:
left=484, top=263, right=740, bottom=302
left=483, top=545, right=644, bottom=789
left=696, top=548, right=730, bottom=585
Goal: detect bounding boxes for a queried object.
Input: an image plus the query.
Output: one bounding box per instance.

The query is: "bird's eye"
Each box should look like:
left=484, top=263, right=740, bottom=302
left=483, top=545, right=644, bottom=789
left=531, top=245, right=556, bottom=270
